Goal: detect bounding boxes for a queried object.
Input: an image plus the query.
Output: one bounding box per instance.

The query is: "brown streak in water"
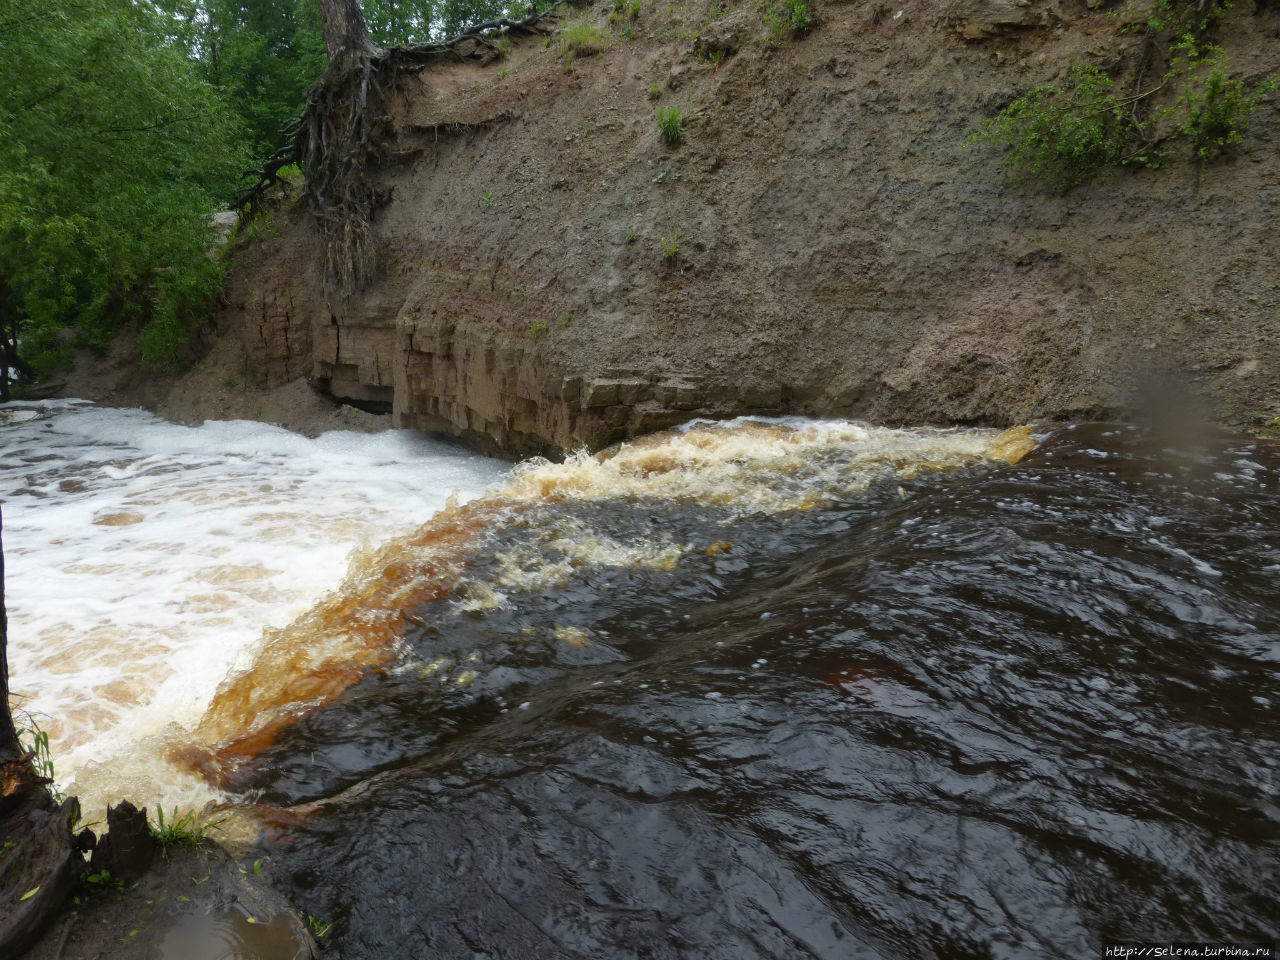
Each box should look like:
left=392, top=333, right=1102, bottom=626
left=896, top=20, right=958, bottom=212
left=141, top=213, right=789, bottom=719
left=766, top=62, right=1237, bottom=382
left=989, top=426, right=1037, bottom=464
left=171, top=423, right=1039, bottom=788
left=173, top=498, right=512, bottom=784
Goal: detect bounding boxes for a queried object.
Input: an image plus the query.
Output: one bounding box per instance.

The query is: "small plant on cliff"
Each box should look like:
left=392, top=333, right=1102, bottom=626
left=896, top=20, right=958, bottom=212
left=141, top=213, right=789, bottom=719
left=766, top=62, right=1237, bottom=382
left=658, top=105, right=685, bottom=143
left=1162, top=36, right=1277, bottom=165
left=970, top=63, right=1136, bottom=191
left=558, top=21, right=610, bottom=66
left=766, top=0, right=812, bottom=37
left=661, top=232, right=681, bottom=259
left=1137, top=0, right=1231, bottom=34
left=528, top=319, right=550, bottom=341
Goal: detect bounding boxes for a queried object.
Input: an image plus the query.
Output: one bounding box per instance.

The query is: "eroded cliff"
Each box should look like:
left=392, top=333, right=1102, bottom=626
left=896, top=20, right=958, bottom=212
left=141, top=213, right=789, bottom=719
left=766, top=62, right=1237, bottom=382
left=196, top=0, right=1280, bottom=453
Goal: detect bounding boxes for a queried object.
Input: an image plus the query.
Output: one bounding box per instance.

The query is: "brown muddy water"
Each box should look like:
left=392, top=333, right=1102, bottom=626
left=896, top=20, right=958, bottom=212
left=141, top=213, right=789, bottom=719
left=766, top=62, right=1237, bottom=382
left=3, top=405, right=1278, bottom=958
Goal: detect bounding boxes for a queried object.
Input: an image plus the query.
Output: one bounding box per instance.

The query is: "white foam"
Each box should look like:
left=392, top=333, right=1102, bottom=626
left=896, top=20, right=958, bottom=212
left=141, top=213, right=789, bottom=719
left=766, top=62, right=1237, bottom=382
left=1, top=402, right=505, bottom=817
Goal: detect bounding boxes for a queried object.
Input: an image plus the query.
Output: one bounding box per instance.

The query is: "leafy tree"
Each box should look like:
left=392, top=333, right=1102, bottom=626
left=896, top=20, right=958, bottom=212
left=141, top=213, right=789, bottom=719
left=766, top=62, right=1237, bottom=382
left=363, top=0, right=440, bottom=42
left=185, top=0, right=328, bottom=161
left=0, top=0, right=248, bottom=386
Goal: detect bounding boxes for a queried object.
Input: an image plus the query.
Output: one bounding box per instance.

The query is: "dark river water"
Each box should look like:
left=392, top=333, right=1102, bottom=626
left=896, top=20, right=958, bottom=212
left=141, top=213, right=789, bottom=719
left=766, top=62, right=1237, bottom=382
left=216, top=422, right=1279, bottom=959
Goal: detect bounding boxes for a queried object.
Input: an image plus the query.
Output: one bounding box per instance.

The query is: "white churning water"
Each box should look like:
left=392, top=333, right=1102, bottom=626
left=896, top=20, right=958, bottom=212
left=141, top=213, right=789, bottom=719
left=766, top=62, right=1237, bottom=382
left=0, top=400, right=507, bottom=818
left=1, top=402, right=1035, bottom=820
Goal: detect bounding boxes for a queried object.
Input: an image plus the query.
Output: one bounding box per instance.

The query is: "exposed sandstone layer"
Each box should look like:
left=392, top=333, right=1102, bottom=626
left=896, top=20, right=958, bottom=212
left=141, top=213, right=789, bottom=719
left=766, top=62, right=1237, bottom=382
left=200, top=0, right=1278, bottom=454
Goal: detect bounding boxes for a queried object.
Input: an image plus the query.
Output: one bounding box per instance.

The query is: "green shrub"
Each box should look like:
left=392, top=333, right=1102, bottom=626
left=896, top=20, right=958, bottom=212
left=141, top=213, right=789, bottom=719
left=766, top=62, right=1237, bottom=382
left=767, top=0, right=812, bottom=37
left=1140, top=0, right=1231, bottom=33
left=970, top=64, right=1134, bottom=190
left=657, top=105, right=685, bottom=143
left=1163, top=36, right=1277, bottom=164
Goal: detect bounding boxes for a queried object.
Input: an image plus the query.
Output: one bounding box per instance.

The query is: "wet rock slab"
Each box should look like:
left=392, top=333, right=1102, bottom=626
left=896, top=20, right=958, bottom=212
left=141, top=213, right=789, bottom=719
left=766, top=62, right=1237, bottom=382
left=23, top=840, right=317, bottom=960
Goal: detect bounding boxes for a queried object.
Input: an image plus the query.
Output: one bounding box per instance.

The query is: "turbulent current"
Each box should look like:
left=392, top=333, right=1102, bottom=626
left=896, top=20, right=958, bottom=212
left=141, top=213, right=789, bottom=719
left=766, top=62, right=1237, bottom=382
left=2, top=401, right=1277, bottom=959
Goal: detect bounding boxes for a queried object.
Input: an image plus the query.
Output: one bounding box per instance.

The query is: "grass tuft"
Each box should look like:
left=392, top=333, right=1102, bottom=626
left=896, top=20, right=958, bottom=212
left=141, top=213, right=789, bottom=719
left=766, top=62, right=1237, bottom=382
left=657, top=105, right=685, bottom=143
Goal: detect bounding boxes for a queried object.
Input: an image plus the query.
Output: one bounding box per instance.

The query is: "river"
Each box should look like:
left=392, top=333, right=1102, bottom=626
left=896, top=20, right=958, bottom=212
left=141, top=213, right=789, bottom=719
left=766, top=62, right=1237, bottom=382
left=2, top=401, right=1277, bottom=959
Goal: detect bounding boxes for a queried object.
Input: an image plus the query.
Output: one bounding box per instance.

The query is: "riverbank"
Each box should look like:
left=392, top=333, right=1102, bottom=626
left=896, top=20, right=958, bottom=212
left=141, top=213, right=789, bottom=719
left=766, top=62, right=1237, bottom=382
left=30, top=3, right=1280, bottom=457
left=187, top=0, right=1280, bottom=457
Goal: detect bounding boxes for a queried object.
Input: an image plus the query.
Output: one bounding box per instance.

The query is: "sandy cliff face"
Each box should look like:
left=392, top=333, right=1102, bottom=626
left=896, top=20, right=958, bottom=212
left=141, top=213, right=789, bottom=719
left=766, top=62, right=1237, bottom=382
left=209, top=0, right=1280, bottom=454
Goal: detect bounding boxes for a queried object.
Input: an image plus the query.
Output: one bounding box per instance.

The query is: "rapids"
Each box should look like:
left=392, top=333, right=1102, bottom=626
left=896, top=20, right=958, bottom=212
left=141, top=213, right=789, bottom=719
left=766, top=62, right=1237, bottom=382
left=0, top=400, right=505, bottom=816
left=3, top=403, right=1277, bottom=958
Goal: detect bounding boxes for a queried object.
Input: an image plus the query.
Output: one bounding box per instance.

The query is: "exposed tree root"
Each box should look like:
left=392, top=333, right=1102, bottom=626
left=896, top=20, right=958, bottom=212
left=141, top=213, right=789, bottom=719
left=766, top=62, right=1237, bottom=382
left=234, top=2, right=570, bottom=296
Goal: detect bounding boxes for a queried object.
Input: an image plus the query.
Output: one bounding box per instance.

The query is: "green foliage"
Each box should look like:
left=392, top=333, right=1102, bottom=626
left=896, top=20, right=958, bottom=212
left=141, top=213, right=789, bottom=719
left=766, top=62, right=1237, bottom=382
left=661, top=234, right=680, bottom=258
left=1163, top=36, right=1277, bottom=164
left=0, top=0, right=248, bottom=376
left=86, top=869, right=125, bottom=890
left=308, top=915, right=335, bottom=939
left=657, top=105, right=686, bottom=143
left=1138, top=0, right=1230, bottom=34
left=167, top=0, right=326, bottom=165
left=766, top=0, right=812, bottom=37
left=970, top=64, right=1134, bottom=190
left=149, top=806, right=224, bottom=848
left=528, top=319, right=550, bottom=340
left=362, top=0, right=438, bottom=42
left=972, top=33, right=1277, bottom=191
left=13, top=709, right=59, bottom=798
left=558, top=21, right=610, bottom=65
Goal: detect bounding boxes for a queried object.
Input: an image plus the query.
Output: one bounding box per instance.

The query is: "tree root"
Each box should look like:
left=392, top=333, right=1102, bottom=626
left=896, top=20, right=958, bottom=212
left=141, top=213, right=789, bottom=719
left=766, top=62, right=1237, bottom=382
left=233, top=1, right=570, bottom=297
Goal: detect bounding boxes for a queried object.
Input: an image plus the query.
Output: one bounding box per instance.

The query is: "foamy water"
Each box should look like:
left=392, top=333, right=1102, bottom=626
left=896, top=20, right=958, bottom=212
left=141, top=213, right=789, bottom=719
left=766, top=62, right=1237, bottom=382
left=0, top=400, right=506, bottom=817
left=184, top=416, right=1035, bottom=782
left=2, top=402, right=1034, bottom=819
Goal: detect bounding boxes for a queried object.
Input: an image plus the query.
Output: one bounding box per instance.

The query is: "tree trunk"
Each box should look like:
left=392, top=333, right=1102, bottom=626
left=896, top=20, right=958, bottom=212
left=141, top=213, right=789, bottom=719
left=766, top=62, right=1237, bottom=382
left=316, top=0, right=383, bottom=70
left=0, top=505, right=18, bottom=758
